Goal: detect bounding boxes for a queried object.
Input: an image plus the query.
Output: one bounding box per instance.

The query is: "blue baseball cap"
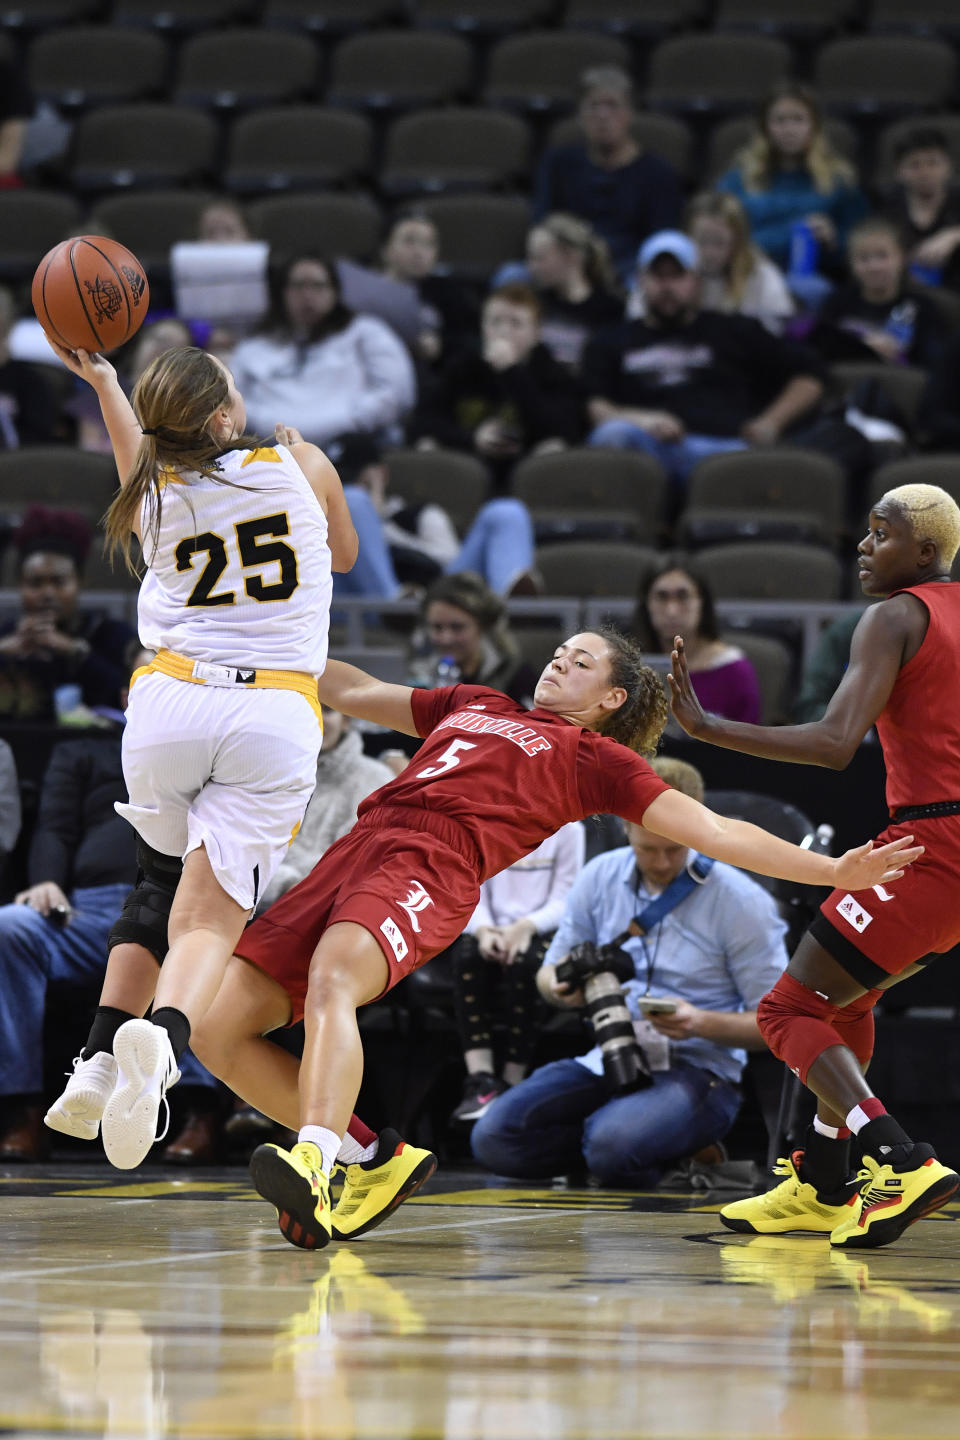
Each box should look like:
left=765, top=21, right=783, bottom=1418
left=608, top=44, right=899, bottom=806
left=636, top=230, right=699, bottom=272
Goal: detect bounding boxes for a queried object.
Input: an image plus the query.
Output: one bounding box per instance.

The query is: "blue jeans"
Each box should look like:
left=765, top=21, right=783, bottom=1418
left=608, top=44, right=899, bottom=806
left=470, top=1057, right=741, bottom=1186
left=335, top=486, right=535, bottom=598
left=587, top=419, right=747, bottom=490
left=0, top=884, right=214, bottom=1096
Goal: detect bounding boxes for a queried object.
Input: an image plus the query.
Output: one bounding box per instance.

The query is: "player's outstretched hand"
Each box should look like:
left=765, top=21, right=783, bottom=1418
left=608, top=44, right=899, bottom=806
left=832, top=835, right=923, bottom=891
left=274, top=423, right=305, bottom=446
left=43, top=336, right=116, bottom=389
left=667, top=635, right=708, bottom=737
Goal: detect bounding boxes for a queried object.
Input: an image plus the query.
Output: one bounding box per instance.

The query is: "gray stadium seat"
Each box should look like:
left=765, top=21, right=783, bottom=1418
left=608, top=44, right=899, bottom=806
left=813, top=37, right=955, bottom=115
left=511, top=449, right=669, bottom=545
left=383, top=449, right=490, bottom=534
left=379, top=108, right=531, bottom=197
left=868, top=456, right=960, bottom=514
left=678, top=449, right=847, bottom=549
left=535, top=541, right=659, bottom=598
left=224, top=107, right=373, bottom=192
left=28, top=27, right=170, bottom=110
left=0, top=191, right=81, bottom=282
left=646, top=34, right=792, bottom=114
left=90, top=191, right=217, bottom=271
left=69, top=105, right=220, bottom=191
left=326, top=30, right=474, bottom=110
left=483, top=31, right=631, bottom=112
left=173, top=28, right=319, bottom=111
left=245, top=192, right=383, bottom=264
left=263, top=0, right=400, bottom=34
left=695, top=542, right=843, bottom=600
left=416, top=194, right=531, bottom=279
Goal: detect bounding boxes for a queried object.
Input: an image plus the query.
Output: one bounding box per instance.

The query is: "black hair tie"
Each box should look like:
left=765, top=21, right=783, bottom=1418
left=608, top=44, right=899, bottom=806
left=142, top=427, right=158, bottom=436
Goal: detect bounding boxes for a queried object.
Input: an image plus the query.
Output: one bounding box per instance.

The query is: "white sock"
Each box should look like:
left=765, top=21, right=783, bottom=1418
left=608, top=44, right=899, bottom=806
left=336, top=1134, right=378, bottom=1165
left=813, top=1116, right=843, bottom=1140
left=298, top=1125, right=341, bottom=1176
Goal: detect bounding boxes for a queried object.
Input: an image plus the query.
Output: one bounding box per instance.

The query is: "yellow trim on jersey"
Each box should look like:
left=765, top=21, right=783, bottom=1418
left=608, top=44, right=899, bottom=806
left=130, top=649, right=323, bottom=724
left=241, top=447, right=283, bottom=466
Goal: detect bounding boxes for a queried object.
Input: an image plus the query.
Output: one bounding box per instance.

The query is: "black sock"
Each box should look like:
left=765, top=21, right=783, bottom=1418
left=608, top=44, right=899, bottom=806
left=857, top=1112, right=912, bottom=1158
left=801, top=1124, right=854, bottom=1197
left=151, top=1006, right=191, bottom=1062
left=82, top=1007, right=136, bottom=1060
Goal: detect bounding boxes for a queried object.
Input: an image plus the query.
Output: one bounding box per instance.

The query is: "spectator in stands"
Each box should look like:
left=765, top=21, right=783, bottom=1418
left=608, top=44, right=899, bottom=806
left=471, top=757, right=789, bottom=1187
left=0, top=46, right=31, bottom=186
left=0, top=286, right=60, bottom=447
left=408, top=283, right=586, bottom=488
left=409, top=572, right=539, bottom=703
left=717, top=83, right=867, bottom=293
left=197, top=197, right=252, bottom=244
left=793, top=608, right=868, bottom=724
left=631, top=559, right=762, bottom=724
left=331, top=433, right=537, bottom=598
left=916, top=331, right=960, bottom=451
left=811, top=218, right=950, bottom=369
left=449, top=820, right=586, bottom=1125
left=380, top=210, right=478, bottom=366
left=686, top=192, right=794, bottom=334
left=75, top=318, right=194, bottom=453
left=0, top=739, right=20, bottom=886
left=0, top=506, right=137, bottom=723
left=525, top=213, right=624, bottom=369
left=584, top=231, right=825, bottom=492
left=534, top=66, right=682, bottom=282
left=0, top=681, right=219, bottom=1162
left=229, top=254, right=417, bottom=449
left=881, top=126, right=960, bottom=292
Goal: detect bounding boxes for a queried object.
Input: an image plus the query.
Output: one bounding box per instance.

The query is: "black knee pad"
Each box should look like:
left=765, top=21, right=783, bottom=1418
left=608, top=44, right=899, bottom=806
left=107, top=840, right=182, bottom=964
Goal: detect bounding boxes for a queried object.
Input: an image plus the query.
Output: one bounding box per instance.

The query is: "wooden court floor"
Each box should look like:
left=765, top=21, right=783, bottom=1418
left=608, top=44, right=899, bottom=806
left=1, top=1163, right=959, bottom=1440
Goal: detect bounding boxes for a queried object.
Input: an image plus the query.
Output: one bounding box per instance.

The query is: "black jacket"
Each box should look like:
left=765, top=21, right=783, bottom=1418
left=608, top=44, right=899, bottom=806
left=28, top=731, right=137, bottom=890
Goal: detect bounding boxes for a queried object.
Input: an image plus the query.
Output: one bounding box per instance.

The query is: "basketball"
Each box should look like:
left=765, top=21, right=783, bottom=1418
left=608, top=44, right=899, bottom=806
left=32, top=235, right=150, bottom=353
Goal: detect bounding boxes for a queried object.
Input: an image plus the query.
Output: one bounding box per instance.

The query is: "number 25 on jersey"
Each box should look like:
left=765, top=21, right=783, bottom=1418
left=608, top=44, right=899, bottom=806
left=175, top=512, right=299, bottom=607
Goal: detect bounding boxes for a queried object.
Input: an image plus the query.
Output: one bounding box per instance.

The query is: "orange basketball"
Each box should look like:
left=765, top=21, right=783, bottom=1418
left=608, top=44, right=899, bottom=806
left=32, top=235, right=150, bottom=353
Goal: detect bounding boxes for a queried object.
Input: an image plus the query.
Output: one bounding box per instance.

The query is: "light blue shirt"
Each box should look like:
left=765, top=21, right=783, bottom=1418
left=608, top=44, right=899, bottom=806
left=543, top=845, right=788, bottom=1085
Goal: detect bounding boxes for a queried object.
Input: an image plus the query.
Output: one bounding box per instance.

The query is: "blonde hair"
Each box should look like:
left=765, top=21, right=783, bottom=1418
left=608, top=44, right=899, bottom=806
left=685, top=191, right=761, bottom=308
left=532, top=212, right=620, bottom=295
left=105, top=347, right=255, bottom=571
left=651, top=756, right=705, bottom=804
left=881, top=484, right=960, bottom=570
left=736, top=83, right=856, bottom=196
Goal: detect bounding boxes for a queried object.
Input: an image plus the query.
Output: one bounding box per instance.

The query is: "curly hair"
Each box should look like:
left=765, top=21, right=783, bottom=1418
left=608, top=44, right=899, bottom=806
left=592, top=624, right=668, bottom=757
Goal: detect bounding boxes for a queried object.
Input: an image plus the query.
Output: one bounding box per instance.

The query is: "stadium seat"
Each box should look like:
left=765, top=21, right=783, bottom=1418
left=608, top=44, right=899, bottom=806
left=511, top=449, right=669, bottom=545
left=868, top=456, right=960, bottom=513
left=415, top=194, right=531, bottom=279
left=534, top=541, right=658, bottom=598
left=224, top=107, right=373, bottom=193
left=563, top=0, right=706, bottom=40
left=483, top=31, right=631, bottom=113
left=173, top=28, right=320, bottom=111
left=714, top=0, right=853, bottom=41
left=383, top=449, right=490, bottom=534
left=677, top=449, right=847, bottom=549
left=27, top=27, right=170, bottom=110
left=89, top=190, right=217, bottom=271
left=325, top=30, right=474, bottom=111
left=830, top=363, right=927, bottom=432
left=718, top=630, right=794, bottom=724
left=379, top=108, right=531, bottom=197
left=0, top=0, right=99, bottom=30
left=68, top=104, right=220, bottom=192
left=245, top=192, right=383, bottom=264
left=412, top=0, right=554, bottom=34
left=263, top=0, right=401, bottom=34
left=694, top=542, right=843, bottom=600
left=548, top=110, right=695, bottom=180
left=0, top=191, right=81, bottom=282
left=813, top=37, right=956, bottom=116
left=646, top=34, right=792, bottom=115
left=707, top=113, right=858, bottom=180
left=111, top=0, right=256, bottom=31
left=868, top=0, right=960, bottom=41
left=0, top=449, right=118, bottom=518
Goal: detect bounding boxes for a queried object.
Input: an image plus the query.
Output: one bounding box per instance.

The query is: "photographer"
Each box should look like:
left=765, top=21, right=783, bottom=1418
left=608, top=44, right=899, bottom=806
left=471, top=759, right=789, bottom=1186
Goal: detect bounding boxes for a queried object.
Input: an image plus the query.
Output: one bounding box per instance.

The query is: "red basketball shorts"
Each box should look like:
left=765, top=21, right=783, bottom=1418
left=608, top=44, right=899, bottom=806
left=235, top=807, right=481, bottom=1021
left=816, top=815, right=960, bottom=978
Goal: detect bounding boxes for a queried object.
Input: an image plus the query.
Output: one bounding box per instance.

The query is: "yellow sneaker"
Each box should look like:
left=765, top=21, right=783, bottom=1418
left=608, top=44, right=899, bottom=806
left=829, top=1149, right=959, bottom=1250
left=250, top=1140, right=332, bottom=1250
left=720, top=1151, right=855, bottom=1235
left=331, top=1128, right=437, bottom=1240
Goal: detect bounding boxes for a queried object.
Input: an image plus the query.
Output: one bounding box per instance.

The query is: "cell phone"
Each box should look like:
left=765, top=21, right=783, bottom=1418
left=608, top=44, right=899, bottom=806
left=636, top=996, right=677, bottom=1015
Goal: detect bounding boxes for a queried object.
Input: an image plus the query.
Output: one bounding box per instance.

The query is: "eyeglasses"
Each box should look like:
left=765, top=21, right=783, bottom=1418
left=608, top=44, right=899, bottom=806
left=649, top=588, right=698, bottom=603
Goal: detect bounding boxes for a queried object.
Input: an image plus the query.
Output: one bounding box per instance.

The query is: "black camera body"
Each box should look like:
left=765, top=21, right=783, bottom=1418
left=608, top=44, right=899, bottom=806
left=555, top=941, right=652, bottom=1094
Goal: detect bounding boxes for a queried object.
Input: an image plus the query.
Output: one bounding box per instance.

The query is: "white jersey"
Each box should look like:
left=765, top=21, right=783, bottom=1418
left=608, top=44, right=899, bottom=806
left=137, top=444, right=332, bottom=675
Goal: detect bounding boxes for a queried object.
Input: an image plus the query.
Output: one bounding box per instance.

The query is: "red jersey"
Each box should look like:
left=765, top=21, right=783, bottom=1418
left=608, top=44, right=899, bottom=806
left=356, top=683, right=670, bottom=882
left=877, top=582, right=960, bottom=810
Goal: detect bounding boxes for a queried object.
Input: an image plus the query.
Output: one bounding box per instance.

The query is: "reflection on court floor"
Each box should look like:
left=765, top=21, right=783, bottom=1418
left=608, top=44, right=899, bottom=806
left=2, top=1164, right=958, bottom=1440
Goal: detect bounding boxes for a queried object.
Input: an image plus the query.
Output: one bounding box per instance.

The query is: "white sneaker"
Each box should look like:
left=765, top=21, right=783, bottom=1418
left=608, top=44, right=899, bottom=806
left=45, top=1052, right=118, bottom=1141
left=101, top=1020, right=180, bottom=1171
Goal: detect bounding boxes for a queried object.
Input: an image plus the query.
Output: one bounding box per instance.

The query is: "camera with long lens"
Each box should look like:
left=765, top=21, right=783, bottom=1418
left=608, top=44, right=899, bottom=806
left=554, top=941, right=652, bottom=1094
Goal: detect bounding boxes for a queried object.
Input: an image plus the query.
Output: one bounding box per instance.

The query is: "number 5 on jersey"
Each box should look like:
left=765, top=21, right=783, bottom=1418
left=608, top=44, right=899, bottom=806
left=416, top=738, right=476, bottom=778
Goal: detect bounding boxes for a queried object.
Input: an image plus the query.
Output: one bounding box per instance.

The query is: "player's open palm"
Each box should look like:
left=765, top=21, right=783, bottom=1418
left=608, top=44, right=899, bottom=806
left=833, top=835, right=923, bottom=892
left=667, top=636, right=707, bottom=737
